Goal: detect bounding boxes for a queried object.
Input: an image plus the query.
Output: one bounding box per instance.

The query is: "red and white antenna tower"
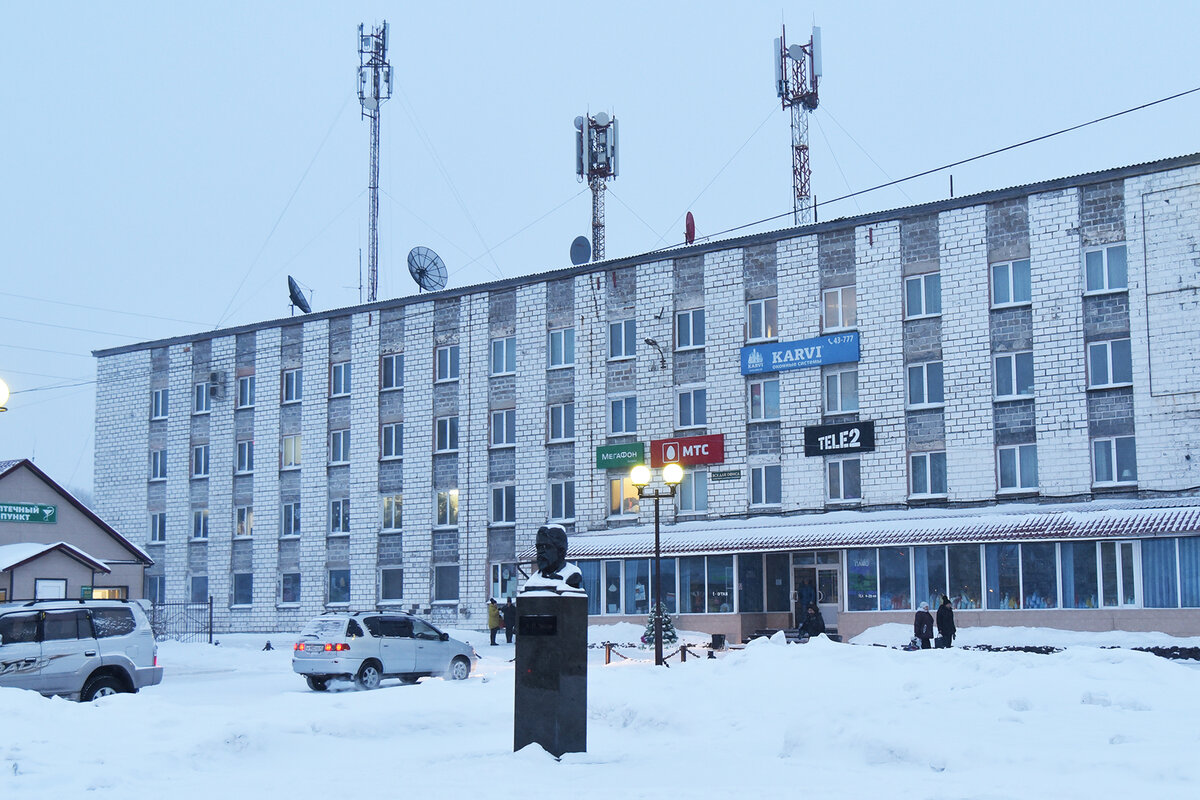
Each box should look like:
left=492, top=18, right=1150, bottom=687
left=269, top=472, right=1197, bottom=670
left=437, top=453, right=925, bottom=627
left=575, top=112, right=619, bottom=260
left=775, top=25, right=822, bottom=225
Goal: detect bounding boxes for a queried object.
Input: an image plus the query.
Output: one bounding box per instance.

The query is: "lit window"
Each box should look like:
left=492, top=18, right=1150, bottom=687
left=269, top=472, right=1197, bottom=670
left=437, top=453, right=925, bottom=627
left=1084, top=244, right=1127, bottom=293
left=331, top=362, right=351, bottom=397
left=827, top=458, right=862, bottom=502
left=751, top=464, right=782, bottom=506
left=749, top=378, right=780, bottom=421
left=676, top=309, right=705, bottom=349
left=491, top=336, right=517, bottom=375
left=381, top=353, right=404, bottom=390
left=435, top=416, right=459, bottom=452
left=550, top=480, right=575, bottom=520
left=907, top=361, right=944, bottom=407
left=491, top=409, right=516, bottom=447
left=905, top=273, right=942, bottom=318
left=825, top=367, right=859, bottom=414
left=609, top=477, right=640, bottom=516
left=610, top=396, right=637, bottom=435
left=609, top=319, right=637, bottom=359
left=237, top=376, right=256, bottom=408
left=677, top=387, right=707, bottom=428
left=435, top=345, right=460, bottom=382
left=491, top=485, right=516, bottom=524
left=436, top=490, right=459, bottom=527
left=995, top=352, right=1035, bottom=398
left=910, top=452, right=947, bottom=496
left=1087, top=339, right=1133, bottom=388
left=548, top=328, right=575, bottom=367
left=746, top=298, right=778, bottom=342
left=282, top=434, right=301, bottom=468
left=998, top=444, right=1038, bottom=491
left=823, top=286, right=857, bottom=331
left=1093, top=437, right=1137, bottom=485
left=992, top=259, right=1031, bottom=306
left=549, top=402, right=575, bottom=441
left=381, top=423, right=403, bottom=459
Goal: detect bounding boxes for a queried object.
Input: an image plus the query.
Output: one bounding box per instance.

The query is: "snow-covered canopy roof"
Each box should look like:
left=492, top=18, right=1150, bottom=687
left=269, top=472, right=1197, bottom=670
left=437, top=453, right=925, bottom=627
left=0, top=541, right=112, bottom=574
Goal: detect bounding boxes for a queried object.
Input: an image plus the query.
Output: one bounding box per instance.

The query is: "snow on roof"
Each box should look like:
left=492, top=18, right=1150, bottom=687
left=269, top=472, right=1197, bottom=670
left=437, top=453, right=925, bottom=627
left=0, top=460, right=23, bottom=477
left=0, top=541, right=112, bottom=573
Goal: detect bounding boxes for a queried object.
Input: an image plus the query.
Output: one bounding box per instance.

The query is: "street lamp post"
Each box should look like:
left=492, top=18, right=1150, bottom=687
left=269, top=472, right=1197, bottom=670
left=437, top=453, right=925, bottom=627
left=630, top=462, right=684, bottom=666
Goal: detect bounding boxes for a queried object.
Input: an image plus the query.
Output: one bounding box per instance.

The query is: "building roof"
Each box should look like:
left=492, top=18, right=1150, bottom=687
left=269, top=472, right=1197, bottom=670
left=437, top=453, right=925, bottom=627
left=0, top=541, right=112, bottom=574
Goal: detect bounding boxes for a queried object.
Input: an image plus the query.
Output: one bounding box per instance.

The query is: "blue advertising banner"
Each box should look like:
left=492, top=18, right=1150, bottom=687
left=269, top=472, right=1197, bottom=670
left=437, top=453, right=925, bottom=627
left=740, top=332, right=859, bottom=375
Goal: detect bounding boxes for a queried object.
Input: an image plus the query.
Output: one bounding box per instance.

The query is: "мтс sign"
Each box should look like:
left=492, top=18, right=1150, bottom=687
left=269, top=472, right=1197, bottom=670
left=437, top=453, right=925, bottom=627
left=650, top=434, right=725, bottom=467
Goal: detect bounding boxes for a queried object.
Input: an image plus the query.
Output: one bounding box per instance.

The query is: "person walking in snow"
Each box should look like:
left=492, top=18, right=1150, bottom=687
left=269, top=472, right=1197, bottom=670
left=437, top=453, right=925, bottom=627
left=487, top=598, right=502, bottom=646
left=798, top=603, right=825, bottom=639
left=936, top=594, right=956, bottom=648
left=914, top=601, right=935, bottom=650
left=501, top=597, right=516, bottom=644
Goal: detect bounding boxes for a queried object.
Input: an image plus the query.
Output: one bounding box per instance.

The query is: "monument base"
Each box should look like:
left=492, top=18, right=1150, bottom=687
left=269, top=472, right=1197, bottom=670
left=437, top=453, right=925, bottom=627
left=513, top=593, right=588, bottom=757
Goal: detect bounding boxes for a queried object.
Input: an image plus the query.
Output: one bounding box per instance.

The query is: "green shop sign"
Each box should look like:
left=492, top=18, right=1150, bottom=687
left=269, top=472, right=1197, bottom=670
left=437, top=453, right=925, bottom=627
left=595, top=442, right=645, bottom=471
left=0, top=503, right=57, bottom=524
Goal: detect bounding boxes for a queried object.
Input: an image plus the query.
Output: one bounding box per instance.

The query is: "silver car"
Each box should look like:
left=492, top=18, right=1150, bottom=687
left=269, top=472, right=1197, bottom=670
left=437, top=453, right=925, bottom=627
left=292, top=612, right=477, bottom=691
left=0, top=599, right=163, bottom=701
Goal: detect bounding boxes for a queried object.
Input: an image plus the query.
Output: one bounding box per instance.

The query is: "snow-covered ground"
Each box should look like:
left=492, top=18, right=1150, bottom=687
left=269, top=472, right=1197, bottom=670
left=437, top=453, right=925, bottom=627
left=3, top=623, right=1200, bottom=799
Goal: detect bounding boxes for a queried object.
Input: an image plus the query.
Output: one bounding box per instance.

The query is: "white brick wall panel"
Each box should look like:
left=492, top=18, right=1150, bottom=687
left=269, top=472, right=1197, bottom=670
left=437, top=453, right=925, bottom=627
left=300, top=319, right=330, bottom=613
left=463, top=292, right=490, bottom=615
left=574, top=273, right=606, bottom=531
left=402, top=304, right=434, bottom=606
left=704, top=249, right=748, bottom=515
left=349, top=312, right=380, bottom=608
left=776, top=235, right=824, bottom=509
left=206, top=335, right=236, bottom=631
left=252, top=328, right=281, bottom=618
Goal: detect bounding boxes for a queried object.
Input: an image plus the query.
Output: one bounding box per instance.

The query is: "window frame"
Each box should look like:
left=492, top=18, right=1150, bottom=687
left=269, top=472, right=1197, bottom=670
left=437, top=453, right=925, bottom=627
left=381, top=422, right=403, bottom=460
left=149, top=512, right=166, bottom=543
left=381, top=353, right=404, bottom=391
left=991, top=259, right=1032, bottom=308
left=609, top=395, right=637, bottom=435
left=281, top=434, right=301, bottom=469
left=329, top=498, right=350, bottom=535
left=490, top=409, right=517, bottom=448
left=150, top=388, right=169, bottom=420
left=150, top=449, right=167, bottom=481
left=435, top=489, right=459, bottom=528
left=279, top=572, right=301, bottom=605
left=997, top=444, right=1039, bottom=492
left=281, top=501, right=301, bottom=538
left=234, top=505, right=254, bottom=538
left=235, top=439, right=254, bottom=474
left=381, top=493, right=402, bottom=530
left=548, top=327, right=576, bottom=368
left=329, top=429, right=351, bottom=465
left=750, top=464, right=782, bottom=507
left=824, top=366, right=860, bottom=414
left=909, top=451, right=948, bottom=498
left=435, top=415, right=460, bottom=453
left=1092, top=436, right=1138, bottom=486
left=327, top=569, right=351, bottom=606
left=1083, top=243, right=1128, bottom=294
left=380, top=567, right=404, bottom=603
left=192, top=509, right=209, bottom=540
left=822, top=285, right=857, bottom=332
left=675, top=308, right=706, bottom=351
left=282, top=368, right=302, bottom=404
left=1087, top=338, right=1133, bottom=389
left=193, top=382, right=211, bottom=415
left=549, top=480, right=576, bottom=521
left=826, top=456, right=863, bottom=503
left=491, top=484, right=517, bottom=525
left=490, top=336, right=517, bottom=376
left=994, top=351, right=1035, bottom=400
left=904, top=272, right=942, bottom=319
left=745, top=298, right=778, bottom=343
left=677, top=470, right=708, bottom=513
left=236, top=375, right=256, bottom=409
left=548, top=402, right=575, bottom=442
left=907, top=361, right=945, bottom=409
left=609, top=476, right=640, bottom=518
left=191, top=444, right=210, bottom=478
left=748, top=377, right=781, bottom=421
left=330, top=362, right=351, bottom=398
left=435, top=345, right=460, bottom=383
left=676, top=385, right=707, bottom=430
left=608, top=318, right=637, bottom=360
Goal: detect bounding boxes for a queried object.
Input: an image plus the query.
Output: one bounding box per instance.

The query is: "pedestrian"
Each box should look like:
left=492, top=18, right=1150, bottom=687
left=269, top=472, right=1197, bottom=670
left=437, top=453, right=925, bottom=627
left=487, top=598, right=501, bottom=646
left=936, top=594, right=956, bottom=648
left=502, top=597, right=516, bottom=644
left=914, top=601, right=934, bottom=650
left=798, top=603, right=825, bottom=639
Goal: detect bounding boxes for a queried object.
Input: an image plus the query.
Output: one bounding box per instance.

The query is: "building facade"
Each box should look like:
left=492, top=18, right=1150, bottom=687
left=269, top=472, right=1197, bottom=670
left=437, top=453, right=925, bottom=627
left=93, top=154, right=1200, bottom=639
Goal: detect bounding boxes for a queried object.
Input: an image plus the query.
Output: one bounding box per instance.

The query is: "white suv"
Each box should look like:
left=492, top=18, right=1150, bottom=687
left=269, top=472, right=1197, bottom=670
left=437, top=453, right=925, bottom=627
left=0, top=599, right=163, bottom=701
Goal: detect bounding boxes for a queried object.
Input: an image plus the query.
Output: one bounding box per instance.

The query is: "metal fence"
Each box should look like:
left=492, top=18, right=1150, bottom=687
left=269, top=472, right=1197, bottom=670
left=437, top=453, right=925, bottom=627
left=149, top=598, right=213, bottom=644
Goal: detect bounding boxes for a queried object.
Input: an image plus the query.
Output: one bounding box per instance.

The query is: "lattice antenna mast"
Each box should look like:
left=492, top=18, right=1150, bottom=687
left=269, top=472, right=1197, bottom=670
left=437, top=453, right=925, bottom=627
left=358, top=22, right=392, bottom=302
left=575, top=112, right=619, bottom=260
left=775, top=25, right=822, bottom=225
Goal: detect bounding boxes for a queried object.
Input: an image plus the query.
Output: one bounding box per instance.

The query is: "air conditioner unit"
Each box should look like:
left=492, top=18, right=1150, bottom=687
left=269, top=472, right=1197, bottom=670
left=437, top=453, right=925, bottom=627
left=209, top=371, right=225, bottom=385
left=208, top=371, right=225, bottom=398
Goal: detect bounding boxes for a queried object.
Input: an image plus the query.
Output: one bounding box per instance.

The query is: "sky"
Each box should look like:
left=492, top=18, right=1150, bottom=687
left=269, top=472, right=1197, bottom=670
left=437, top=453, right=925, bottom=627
left=2, top=1, right=1200, bottom=495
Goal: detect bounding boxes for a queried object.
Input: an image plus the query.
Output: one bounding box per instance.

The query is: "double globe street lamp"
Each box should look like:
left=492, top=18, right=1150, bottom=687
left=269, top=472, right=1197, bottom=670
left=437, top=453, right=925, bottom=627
left=629, top=461, right=684, bottom=666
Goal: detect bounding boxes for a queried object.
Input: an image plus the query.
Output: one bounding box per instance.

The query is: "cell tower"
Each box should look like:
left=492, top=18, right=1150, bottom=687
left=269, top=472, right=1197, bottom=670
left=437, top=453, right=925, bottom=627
left=358, top=22, right=392, bottom=302
left=775, top=25, right=822, bottom=225
left=574, top=112, right=619, bottom=261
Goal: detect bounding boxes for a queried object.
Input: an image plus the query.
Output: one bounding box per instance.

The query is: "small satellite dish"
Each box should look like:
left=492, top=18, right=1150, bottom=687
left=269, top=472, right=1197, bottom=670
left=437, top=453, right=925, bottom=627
left=574, top=116, right=585, bottom=131
left=407, top=246, right=448, bottom=292
left=788, top=43, right=805, bottom=62
left=569, top=236, right=591, bottom=266
left=685, top=212, right=696, bottom=245
left=287, top=275, right=312, bottom=314
left=594, top=111, right=610, bottom=127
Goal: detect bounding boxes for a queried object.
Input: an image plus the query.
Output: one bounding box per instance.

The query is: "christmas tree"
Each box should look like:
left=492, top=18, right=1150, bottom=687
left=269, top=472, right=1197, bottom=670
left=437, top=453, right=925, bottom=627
left=640, top=603, right=679, bottom=646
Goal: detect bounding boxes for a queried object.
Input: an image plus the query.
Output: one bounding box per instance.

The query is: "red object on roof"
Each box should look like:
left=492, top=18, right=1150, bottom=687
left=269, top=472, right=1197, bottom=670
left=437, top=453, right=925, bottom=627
left=685, top=211, right=695, bottom=244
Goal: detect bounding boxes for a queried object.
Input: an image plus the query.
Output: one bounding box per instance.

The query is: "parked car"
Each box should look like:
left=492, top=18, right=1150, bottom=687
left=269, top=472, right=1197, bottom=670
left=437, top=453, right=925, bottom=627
left=0, top=599, right=163, bottom=701
left=292, top=612, right=476, bottom=691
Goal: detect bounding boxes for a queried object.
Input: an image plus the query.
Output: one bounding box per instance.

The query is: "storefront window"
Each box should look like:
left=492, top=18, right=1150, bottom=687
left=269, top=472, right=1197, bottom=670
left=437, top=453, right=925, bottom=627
left=659, top=559, right=677, bottom=614
left=879, top=548, right=911, bottom=610
left=1062, top=542, right=1099, bottom=608
left=625, top=559, right=651, bottom=615
left=707, top=555, right=734, bottom=613
left=766, top=553, right=791, bottom=612
left=985, top=544, right=1020, bottom=609
left=1142, top=539, right=1178, bottom=609
left=816, top=551, right=840, bottom=565
left=947, top=544, right=982, bottom=609
left=679, top=556, right=706, bottom=613
left=1180, top=537, right=1200, bottom=607
left=914, top=546, right=947, bottom=610
left=1021, top=542, right=1058, bottom=608
left=847, top=548, right=878, bottom=611
left=604, top=560, right=621, bottom=614
left=579, top=561, right=601, bottom=615
left=737, top=554, right=764, bottom=613
left=794, top=552, right=817, bottom=565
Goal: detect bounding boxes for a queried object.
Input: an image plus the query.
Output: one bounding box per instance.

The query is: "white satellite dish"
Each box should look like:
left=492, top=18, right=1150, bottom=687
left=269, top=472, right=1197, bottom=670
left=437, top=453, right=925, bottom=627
left=594, top=111, right=610, bottom=126
left=788, top=44, right=805, bottom=62
left=574, top=116, right=585, bottom=131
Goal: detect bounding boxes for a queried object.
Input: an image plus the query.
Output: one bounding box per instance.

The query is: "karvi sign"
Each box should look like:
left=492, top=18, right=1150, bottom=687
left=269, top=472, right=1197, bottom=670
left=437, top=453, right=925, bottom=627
left=650, top=434, right=725, bottom=467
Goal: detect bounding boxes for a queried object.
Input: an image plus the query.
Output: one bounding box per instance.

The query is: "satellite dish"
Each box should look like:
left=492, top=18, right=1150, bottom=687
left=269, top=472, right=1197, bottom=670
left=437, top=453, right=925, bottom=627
left=594, top=111, right=610, bottom=127
left=788, top=44, right=805, bottom=61
left=287, top=275, right=312, bottom=314
left=407, top=246, right=448, bottom=292
left=569, top=236, right=591, bottom=266
left=573, top=116, right=585, bottom=131
left=685, top=212, right=696, bottom=245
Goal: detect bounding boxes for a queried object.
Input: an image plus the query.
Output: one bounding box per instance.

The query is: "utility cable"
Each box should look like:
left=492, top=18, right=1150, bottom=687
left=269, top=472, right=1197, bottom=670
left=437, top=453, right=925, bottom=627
left=0, top=291, right=209, bottom=327
left=819, top=102, right=913, bottom=203
left=813, top=115, right=861, bottom=215
left=0, top=315, right=147, bottom=340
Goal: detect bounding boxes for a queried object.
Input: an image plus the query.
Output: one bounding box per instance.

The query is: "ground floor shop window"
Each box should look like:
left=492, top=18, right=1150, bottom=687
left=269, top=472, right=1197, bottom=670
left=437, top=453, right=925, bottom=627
left=1100, top=541, right=1137, bottom=607
left=579, top=561, right=601, bottom=615
left=1062, top=541, right=1099, bottom=608
left=604, top=560, right=621, bottom=613
left=879, top=548, right=910, bottom=610
left=1141, top=539, right=1177, bottom=608
left=1021, top=542, right=1058, bottom=608
left=706, top=556, right=733, bottom=613
left=1180, top=537, right=1200, bottom=607
left=913, top=546, right=946, bottom=611
left=738, top=554, right=765, bottom=613
left=766, top=553, right=791, bottom=612
left=986, top=544, right=1021, bottom=609
left=679, top=556, right=706, bottom=613
left=625, top=559, right=650, bottom=615
left=847, top=549, right=878, bottom=611
left=947, top=545, right=982, bottom=609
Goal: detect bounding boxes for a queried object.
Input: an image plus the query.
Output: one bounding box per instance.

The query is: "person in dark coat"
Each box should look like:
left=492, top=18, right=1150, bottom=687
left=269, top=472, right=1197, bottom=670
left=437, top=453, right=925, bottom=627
left=501, top=597, right=516, bottom=644
left=798, top=603, right=825, bottom=638
left=487, top=598, right=501, bottom=645
left=914, top=601, right=935, bottom=649
left=936, top=594, right=956, bottom=648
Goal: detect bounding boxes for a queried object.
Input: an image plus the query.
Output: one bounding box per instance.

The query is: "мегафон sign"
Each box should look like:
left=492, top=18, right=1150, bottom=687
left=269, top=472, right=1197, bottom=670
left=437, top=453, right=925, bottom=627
left=740, top=332, right=859, bottom=376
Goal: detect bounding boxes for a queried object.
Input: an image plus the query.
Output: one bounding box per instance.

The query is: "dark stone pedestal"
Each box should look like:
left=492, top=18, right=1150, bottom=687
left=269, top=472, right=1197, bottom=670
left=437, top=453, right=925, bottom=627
left=513, top=593, right=587, bottom=757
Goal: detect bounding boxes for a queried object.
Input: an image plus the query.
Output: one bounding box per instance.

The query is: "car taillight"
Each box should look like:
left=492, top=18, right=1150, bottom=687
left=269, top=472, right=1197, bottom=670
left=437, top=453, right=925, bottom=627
left=294, top=642, right=305, bottom=651
left=324, top=643, right=350, bottom=651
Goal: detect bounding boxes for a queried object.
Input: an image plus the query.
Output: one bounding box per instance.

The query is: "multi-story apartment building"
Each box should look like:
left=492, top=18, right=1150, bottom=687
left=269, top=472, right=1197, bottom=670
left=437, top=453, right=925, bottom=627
left=94, top=153, right=1200, bottom=640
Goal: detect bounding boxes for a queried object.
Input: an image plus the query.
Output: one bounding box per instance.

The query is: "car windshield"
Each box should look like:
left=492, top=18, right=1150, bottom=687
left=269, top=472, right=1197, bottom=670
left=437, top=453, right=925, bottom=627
left=298, top=618, right=347, bottom=639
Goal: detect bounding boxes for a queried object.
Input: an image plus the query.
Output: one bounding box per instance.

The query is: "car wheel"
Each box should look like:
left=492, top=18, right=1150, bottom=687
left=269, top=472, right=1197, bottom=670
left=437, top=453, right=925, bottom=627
left=448, top=657, right=470, bottom=681
left=81, top=674, right=124, bottom=702
left=305, top=676, right=329, bottom=692
left=399, top=674, right=419, bottom=685
left=355, top=661, right=383, bottom=690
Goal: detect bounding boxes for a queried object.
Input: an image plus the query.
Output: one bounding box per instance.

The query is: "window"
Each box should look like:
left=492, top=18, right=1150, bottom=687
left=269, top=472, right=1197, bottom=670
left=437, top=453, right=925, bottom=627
left=610, top=477, right=639, bottom=516
left=232, top=573, right=253, bottom=606
left=330, top=498, right=350, bottom=534
left=151, top=388, right=168, bottom=419
left=994, top=352, right=1034, bottom=399
left=1100, top=540, right=1138, bottom=607
left=746, top=298, right=778, bottom=342
left=436, top=489, right=459, bottom=527
left=329, top=430, right=350, bottom=464
left=281, top=501, right=301, bottom=537
left=678, top=471, right=707, bottom=513
left=235, top=506, right=253, bottom=538
left=282, top=368, right=302, bottom=403
left=491, top=336, right=516, bottom=375
left=434, top=565, right=459, bottom=602
left=907, top=361, right=944, bottom=407
left=149, top=512, right=166, bottom=543
left=237, top=375, right=255, bottom=408
left=609, top=396, right=637, bottom=435
left=1084, top=243, right=1127, bottom=293
left=609, top=319, right=636, bottom=359
left=192, top=509, right=209, bottom=540
left=492, top=562, right=522, bottom=601
left=550, top=480, right=575, bottom=520
left=491, top=409, right=516, bottom=447
left=676, top=309, right=705, bottom=349
left=330, top=362, right=351, bottom=397
left=328, top=570, right=350, bottom=605
left=280, top=572, right=300, bottom=604
left=548, top=328, right=575, bottom=367
left=236, top=440, right=254, bottom=473
left=435, top=345, right=460, bottom=382
left=193, top=382, right=211, bottom=414
left=947, top=544, right=982, bottom=609
left=827, top=457, right=862, bottom=502
left=992, top=259, right=1031, bottom=306
left=150, top=449, right=167, bottom=481
left=905, top=273, right=942, bottom=318
left=751, top=464, right=782, bottom=506
left=381, top=423, right=403, bottom=459
left=380, top=568, right=403, bottom=602
left=847, top=549, right=878, bottom=610
left=1088, top=338, right=1133, bottom=388
left=1093, top=436, right=1137, bottom=485
left=549, top=402, right=575, bottom=441
left=998, top=444, right=1038, bottom=491
left=381, top=353, right=404, bottom=390
left=491, top=485, right=516, bottom=524
left=879, top=547, right=912, bottom=609
left=382, top=494, right=402, bottom=530
left=985, top=543, right=1021, bottom=609
left=435, top=416, right=459, bottom=452
left=748, top=378, right=780, bottom=421
left=910, top=452, right=948, bottom=496
left=677, top=387, right=707, bottom=428
left=191, top=444, right=209, bottom=477
left=282, top=434, right=301, bottom=468
left=825, top=367, right=859, bottom=414
left=823, top=286, right=857, bottom=331
left=1021, top=542, right=1058, bottom=609
left=145, top=575, right=165, bottom=605
left=190, top=576, right=209, bottom=604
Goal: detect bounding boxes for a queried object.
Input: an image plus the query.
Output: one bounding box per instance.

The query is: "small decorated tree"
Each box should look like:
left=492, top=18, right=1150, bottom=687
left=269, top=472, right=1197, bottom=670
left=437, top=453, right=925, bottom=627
left=640, top=602, right=679, bottom=646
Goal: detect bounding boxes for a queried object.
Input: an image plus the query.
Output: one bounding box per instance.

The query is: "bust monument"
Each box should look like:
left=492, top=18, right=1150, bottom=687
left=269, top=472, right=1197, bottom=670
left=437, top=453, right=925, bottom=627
left=520, top=524, right=584, bottom=595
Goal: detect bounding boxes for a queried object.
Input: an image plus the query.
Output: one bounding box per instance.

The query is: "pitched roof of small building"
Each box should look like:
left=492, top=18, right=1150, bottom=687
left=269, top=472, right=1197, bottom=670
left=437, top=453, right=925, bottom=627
left=0, top=541, right=112, bottom=573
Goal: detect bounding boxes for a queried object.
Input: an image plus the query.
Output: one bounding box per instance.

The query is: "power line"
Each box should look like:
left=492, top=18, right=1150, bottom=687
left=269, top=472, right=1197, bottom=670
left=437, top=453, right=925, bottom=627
left=0, top=291, right=209, bottom=327
left=0, top=342, right=94, bottom=359
left=0, top=315, right=147, bottom=340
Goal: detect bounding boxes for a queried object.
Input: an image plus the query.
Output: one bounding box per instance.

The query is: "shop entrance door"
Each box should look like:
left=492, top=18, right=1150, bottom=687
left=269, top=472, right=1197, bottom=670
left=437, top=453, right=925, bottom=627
left=794, top=566, right=839, bottom=633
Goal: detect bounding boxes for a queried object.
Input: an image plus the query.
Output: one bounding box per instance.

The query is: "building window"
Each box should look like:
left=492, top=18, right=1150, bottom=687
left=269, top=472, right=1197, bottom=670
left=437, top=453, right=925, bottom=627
left=1087, top=338, right=1133, bottom=388
left=329, top=498, right=350, bottom=534
left=1084, top=243, right=1127, bottom=293
left=549, top=402, right=575, bottom=441
left=237, top=375, right=256, bottom=409
left=491, top=409, right=516, bottom=447
left=491, top=336, right=516, bottom=375
left=381, top=423, right=403, bottom=459
left=905, top=273, right=942, bottom=318
left=992, top=259, right=1031, bottom=306
left=282, top=368, right=302, bottom=403
left=192, top=509, right=209, bottom=540
left=150, top=449, right=167, bottom=481
left=823, top=286, right=857, bottom=331
left=609, top=319, right=636, bottom=359
left=550, top=480, right=575, bottom=521
left=329, top=429, right=350, bottom=464
left=434, top=565, right=459, bottom=602
left=191, top=444, right=209, bottom=477
left=282, top=434, right=301, bottom=468
left=609, top=396, right=637, bottom=435
left=1093, top=436, right=1137, bottom=485
left=328, top=570, right=350, bottom=605
left=827, top=457, right=862, bottom=502
left=151, top=388, right=169, bottom=419
left=149, top=512, right=166, bottom=543
left=998, top=444, right=1038, bottom=491
left=380, top=568, right=403, bottom=602
left=491, top=485, right=516, bottom=524
left=676, top=308, right=705, bottom=350
left=677, top=387, right=707, bottom=429
left=907, top=361, right=944, bottom=407
left=234, top=506, right=253, bottom=538
left=190, top=576, right=209, bottom=604
left=910, top=452, right=948, bottom=497
left=825, top=367, right=859, bottom=414
left=281, top=501, right=301, bottom=537
left=751, top=464, right=782, bottom=506
left=435, top=416, right=459, bottom=452
left=678, top=471, right=708, bottom=513
left=232, top=573, right=253, bottom=606
left=436, top=489, right=459, bottom=527
left=382, top=494, right=402, bottom=530
left=145, top=575, right=165, bottom=605
left=610, top=477, right=640, bottom=516
left=746, top=298, right=778, bottom=342
left=236, top=440, right=254, bottom=474
left=995, top=351, right=1034, bottom=399
left=330, top=362, right=351, bottom=397
left=381, top=353, right=404, bottom=390
left=547, top=327, right=575, bottom=368
left=748, top=378, right=780, bottom=421
left=280, top=572, right=300, bottom=605
left=193, top=382, right=211, bottom=414
left=435, top=345, right=460, bottom=382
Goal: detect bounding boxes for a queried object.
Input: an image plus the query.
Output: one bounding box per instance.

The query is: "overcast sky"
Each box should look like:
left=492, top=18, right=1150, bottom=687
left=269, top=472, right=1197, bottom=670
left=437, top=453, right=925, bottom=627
left=2, top=1, right=1199, bottom=495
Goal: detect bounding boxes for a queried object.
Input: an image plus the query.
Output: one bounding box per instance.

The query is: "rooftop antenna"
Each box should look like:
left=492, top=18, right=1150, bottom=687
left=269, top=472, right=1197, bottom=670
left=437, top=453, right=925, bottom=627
left=775, top=24, right=821, bottom=225
left=574, top=112, right=619, bottom=260
left=407, top=246, right=448, bottom=293
left=287, top=276, right=313, bottom=315
left=358, top=21, right=392, bottom=302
